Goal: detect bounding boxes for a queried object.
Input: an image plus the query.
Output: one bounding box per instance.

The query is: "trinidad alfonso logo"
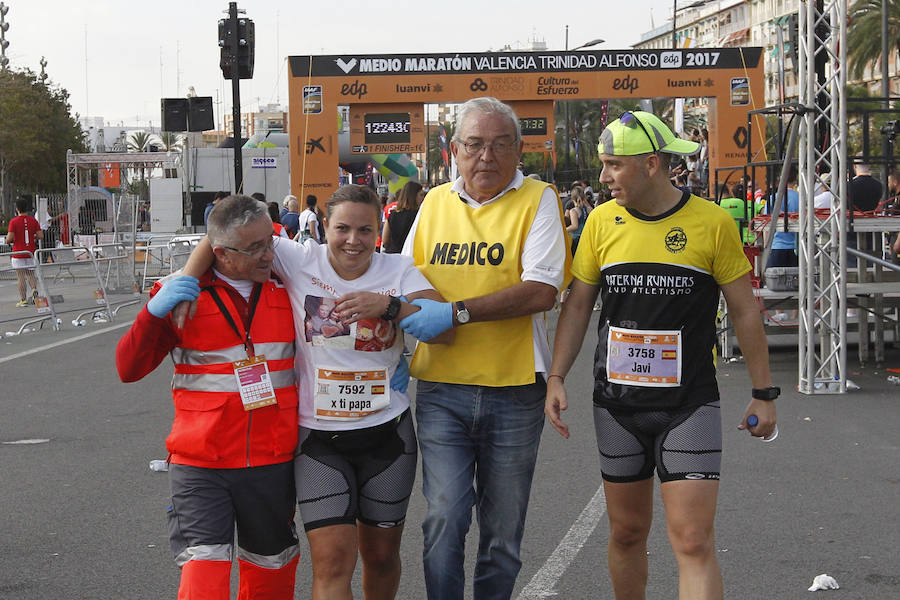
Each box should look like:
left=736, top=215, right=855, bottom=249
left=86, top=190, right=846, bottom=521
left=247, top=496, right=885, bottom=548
left=664, top=227, right=687, bottom=253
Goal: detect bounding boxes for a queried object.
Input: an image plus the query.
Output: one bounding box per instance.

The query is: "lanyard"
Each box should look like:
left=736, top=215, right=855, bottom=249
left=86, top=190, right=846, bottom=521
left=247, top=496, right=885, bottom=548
left=205, top=283, right=262, bottom=357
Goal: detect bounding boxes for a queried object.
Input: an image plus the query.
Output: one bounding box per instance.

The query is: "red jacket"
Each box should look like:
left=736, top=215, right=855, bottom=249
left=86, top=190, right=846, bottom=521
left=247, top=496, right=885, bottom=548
left=116, top=271, right=298, bottom=468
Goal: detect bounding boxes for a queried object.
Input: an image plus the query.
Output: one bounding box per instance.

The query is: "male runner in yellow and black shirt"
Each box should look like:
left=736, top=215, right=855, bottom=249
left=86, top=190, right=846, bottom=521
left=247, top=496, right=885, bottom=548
left=545, top=111, right=777, bottom=600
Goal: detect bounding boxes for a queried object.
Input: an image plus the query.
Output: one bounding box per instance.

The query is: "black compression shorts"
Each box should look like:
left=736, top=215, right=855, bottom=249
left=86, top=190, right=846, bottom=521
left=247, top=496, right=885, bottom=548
left=593, top=401, right=722, bottom=483
left=294, top=408, right=417, bottom=531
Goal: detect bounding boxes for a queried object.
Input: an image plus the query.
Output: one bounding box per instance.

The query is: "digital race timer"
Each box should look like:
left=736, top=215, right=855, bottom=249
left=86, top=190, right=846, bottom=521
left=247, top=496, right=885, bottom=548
left=364, top=113, right=411, bottom=144
left=520, top=117, right=548, bottom=136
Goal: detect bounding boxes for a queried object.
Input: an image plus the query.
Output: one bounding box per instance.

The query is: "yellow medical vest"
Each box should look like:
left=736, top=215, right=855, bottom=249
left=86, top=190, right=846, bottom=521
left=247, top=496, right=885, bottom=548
left=410, top=177, right=567, bottom=386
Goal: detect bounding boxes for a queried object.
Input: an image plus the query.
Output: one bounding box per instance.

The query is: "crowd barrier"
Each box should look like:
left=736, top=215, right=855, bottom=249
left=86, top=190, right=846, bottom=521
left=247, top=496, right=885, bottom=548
left=138, top=234, right=202, bottom=292
left=91, top=243, right=142, bottom=317
left=33, top=246, right=113, bottom=327
left=0, top=250, right=58, bottom=335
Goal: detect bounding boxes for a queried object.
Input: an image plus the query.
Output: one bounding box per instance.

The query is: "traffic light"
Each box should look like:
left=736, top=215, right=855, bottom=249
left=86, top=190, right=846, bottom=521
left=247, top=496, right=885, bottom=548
left=218, top=15, right=254, bottom=80
left=787, top=12, right=799, bottom=70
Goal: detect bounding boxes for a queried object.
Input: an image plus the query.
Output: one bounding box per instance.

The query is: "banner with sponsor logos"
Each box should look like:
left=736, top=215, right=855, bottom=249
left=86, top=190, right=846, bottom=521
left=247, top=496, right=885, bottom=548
left=288, top=48, right=765, bottom=199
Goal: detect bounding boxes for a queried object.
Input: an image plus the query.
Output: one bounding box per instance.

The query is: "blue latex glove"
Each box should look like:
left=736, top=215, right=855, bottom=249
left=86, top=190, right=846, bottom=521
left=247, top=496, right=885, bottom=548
left=390, top=355, right=410, bottom=393
left=147, top=276, right=200, bottom=318
left=398, top=298, right=454, bottom=342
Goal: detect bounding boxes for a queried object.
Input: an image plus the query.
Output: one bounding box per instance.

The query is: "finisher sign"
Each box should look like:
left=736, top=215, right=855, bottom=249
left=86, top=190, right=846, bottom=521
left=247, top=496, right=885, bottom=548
left=288, top=48, right=765, bottom=200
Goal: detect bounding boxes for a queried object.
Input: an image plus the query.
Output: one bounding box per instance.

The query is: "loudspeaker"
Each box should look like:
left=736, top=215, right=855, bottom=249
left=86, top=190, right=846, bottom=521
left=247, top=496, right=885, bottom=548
left=161, top=98, right=188, bottom=132
left=188, top=96, right=215, bottom=132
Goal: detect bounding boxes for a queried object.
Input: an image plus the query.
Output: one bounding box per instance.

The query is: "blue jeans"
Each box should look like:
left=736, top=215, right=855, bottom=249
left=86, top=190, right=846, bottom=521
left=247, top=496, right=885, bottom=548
left=415, top=378, right=546, bottom=600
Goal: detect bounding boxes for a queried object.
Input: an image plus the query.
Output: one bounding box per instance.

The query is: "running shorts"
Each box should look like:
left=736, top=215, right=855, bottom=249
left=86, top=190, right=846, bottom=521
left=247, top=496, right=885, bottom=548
left=294, top=408, right=417, bottom=531
left=593, top=401, right=722, bottom=483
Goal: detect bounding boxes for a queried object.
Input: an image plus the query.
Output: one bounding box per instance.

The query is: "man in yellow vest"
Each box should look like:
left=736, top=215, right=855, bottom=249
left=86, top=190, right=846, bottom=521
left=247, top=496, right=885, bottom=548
left=399, top=97, right=570, bottom=600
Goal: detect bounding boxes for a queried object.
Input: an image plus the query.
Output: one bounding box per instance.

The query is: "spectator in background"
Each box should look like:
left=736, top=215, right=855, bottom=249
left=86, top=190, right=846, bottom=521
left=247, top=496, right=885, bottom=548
left=204, top=191, right=229, bottom=226
left=382, top=181, right=424, bottom=254
left=886, top=169, right=900, bottom=213
left=280, top=194, right=296, bottom=221
left=813, top=172, right=834, bottom=209
left=764, top=167, right=800, bottom=269
left=267, top=202, right=289, bottom=239
left=281, top=196, right=301, bottom=239
left=566, top=186, right=591, bottom=255
left=7, top=197, right=43, bottom=307
left=885, top=170, right=900, bottom=262
left=849, top=163, right=882, bottom=212
left=848, top=163, right=883, bottom=259
left=295, top=195, right=320, bottom=243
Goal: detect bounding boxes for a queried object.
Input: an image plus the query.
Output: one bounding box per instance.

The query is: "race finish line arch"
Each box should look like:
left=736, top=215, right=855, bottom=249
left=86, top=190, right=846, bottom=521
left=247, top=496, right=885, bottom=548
left=288, top=48, right=765, bottom=199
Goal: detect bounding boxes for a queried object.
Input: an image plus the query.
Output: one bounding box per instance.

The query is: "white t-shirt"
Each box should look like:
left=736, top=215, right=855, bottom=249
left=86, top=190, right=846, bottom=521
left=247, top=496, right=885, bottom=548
left=273, top=240, right=433, bottom=431
left=298, top=209, right=319, bottom=241
left=400, top=170, right=567, bottom=377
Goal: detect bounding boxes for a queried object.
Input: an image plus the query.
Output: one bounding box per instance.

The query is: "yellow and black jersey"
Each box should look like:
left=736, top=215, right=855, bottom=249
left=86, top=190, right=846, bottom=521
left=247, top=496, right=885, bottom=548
left=573, top=191, right=751, bottom=411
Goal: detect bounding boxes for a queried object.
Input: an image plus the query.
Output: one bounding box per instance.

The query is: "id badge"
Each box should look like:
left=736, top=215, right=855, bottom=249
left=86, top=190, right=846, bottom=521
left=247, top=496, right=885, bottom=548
left=314, top=367, right=389, bottom=421
left=606, top=326, right=682, bottom=387
left=233, top=355, right=278, bottom=410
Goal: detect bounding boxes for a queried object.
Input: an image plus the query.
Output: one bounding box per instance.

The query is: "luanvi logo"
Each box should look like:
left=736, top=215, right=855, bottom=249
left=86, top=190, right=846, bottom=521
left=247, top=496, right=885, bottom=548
left=335, top=58, right=357, bottom=73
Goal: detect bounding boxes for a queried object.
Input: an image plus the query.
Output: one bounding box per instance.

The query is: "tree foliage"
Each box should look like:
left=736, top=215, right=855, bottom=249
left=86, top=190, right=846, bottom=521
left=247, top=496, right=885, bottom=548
left=0, top=67, right=87, bottom=200
left=126, top=130, right=157, bottom=152
left=847, top=0, right=900, bottom=82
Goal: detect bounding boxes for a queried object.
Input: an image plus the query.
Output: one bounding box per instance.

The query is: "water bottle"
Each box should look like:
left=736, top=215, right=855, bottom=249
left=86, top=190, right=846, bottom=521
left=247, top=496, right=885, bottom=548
left=747, top=414, right=778, bottom=442
left=149, top=459, right=169, bottom=472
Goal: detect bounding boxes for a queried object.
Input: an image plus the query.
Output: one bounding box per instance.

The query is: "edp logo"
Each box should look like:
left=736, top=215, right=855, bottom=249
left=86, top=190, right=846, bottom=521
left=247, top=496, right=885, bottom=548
left=660, top=51, right=682, bottom=69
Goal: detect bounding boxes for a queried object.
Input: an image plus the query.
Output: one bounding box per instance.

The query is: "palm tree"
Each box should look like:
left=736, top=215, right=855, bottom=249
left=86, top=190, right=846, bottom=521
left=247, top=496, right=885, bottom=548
left=126, top=130, right=154, bottom=153
left=159, top=131, right=184, bottom=152
left=847, top=0, right=900, bottom=83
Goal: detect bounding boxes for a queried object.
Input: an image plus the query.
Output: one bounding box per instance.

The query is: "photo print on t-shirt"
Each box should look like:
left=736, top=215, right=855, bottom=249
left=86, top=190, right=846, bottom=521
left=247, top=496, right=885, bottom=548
left=353, top=317, right=396, bottom=352
left=304, top=295, right=352, bottom=347
left=303, top=295, right=397, bottom=351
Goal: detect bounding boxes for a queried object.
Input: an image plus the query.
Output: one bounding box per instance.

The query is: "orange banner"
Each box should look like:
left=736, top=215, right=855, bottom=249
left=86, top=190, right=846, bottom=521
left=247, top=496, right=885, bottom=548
left=100, top=163, right=121, bottom=188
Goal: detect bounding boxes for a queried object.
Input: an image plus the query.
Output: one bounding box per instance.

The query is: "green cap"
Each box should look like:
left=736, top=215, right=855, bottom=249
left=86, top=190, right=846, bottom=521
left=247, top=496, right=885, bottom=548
left=598, top=111, right=700, bottom=156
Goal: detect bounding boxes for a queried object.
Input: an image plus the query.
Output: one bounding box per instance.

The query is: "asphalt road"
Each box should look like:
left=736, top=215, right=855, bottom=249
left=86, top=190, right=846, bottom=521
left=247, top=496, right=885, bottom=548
left=1, top=303, right=898, bottom=599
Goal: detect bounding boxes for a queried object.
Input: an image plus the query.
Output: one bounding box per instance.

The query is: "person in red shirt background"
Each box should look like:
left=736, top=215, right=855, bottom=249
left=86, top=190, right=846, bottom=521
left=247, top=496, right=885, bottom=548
left=7, top=197, right=43, bottom=307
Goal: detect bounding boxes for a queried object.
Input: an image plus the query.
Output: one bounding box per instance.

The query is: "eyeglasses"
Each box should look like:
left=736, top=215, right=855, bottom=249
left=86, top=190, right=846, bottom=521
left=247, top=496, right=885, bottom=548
left=619, top=112, right=658, bottom=153
left=223, top=237, right=276, bottom=259
left=458, top=139, right=519, bottom=156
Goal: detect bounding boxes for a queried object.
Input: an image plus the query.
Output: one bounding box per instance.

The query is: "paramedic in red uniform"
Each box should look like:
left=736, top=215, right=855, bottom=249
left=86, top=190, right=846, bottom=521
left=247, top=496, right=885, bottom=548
left=116, top=195, right=301, bottom=600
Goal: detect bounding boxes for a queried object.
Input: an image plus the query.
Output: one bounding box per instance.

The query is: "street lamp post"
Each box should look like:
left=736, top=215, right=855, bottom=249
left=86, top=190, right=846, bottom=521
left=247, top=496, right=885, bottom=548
left=564, top=31, right=605, bottom=182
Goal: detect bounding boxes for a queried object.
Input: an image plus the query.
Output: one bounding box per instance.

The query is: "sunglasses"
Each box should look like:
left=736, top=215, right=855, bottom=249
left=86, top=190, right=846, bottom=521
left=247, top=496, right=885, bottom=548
left=619, top=112, right=658, bottom=153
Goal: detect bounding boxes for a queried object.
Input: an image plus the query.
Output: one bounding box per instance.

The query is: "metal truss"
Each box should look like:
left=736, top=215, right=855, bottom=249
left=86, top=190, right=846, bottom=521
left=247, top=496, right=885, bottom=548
left=797, top=0, right=848, bottom=394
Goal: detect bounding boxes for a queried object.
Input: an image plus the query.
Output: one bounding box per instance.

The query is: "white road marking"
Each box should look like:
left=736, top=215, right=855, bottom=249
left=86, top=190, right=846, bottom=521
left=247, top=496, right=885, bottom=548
left=0, top=322, right=132, bottom=365
left=2, top=438, right=51, bottom=445
left=516, top=485, right=608, bottom=599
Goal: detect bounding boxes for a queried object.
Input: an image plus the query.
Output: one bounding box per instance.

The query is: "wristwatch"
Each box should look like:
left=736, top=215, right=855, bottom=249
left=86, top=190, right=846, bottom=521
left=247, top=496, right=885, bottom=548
left=751, top=386, right=780, bottom=401
left=455, top=301, right=470, bottom=324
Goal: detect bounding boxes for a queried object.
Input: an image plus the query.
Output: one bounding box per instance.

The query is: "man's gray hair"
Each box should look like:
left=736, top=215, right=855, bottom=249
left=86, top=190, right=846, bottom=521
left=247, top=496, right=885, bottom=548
left=453, top=97, right=521, bottom=142
left=207, top=195, right=269, bottom=248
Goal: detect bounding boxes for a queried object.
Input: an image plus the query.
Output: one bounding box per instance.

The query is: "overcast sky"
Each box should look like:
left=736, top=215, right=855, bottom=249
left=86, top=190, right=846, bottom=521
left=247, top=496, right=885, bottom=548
left=4, top=0, right=667, bottom=128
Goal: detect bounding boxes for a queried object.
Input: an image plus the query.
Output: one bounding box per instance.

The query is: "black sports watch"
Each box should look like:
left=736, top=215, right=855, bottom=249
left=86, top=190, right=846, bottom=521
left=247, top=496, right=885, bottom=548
left=455, top=301, right=470, bottom=324
left=381, top=296, right=402, bottom=321
left=751, top=386, right=780, bottom=401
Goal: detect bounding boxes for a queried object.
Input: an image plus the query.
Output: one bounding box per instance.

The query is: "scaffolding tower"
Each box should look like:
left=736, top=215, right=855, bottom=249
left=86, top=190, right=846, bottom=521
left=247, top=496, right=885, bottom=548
left=797, top=0, right=847, bottom=394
